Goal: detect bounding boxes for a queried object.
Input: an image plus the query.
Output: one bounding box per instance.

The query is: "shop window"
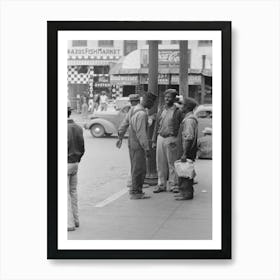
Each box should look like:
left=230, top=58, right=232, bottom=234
left=77, top=66, right=88, bottom=74
left=94, top=66, right=109, bottom=74
left=72, top=40, right=87, bottom=47
left=98, top=40, right=114, bottom=47
left=124, top=40, right=137, bottom=56
left=198, top=40, right=212, bottom=47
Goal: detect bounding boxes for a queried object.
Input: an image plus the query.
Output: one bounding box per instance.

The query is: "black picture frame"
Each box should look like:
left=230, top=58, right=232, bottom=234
left=47, top=21, right=231, bottom=259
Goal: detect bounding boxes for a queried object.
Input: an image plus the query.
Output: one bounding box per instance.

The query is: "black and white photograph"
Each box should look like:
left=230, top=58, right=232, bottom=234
left=48, top=21, right=231, bottom=259
left=2, top=0, right=280, bottom=278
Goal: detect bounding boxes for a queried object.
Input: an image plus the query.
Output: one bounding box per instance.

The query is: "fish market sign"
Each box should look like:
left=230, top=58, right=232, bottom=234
left=68, top=48, right=121, bottom=59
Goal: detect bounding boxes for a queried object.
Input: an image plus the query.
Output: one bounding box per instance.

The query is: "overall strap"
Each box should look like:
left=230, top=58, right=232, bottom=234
left=129, top=108, right=146, bottom=124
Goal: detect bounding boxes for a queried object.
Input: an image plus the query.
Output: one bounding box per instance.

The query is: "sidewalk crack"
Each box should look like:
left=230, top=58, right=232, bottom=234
left=150, top=202, right=182, bottom=239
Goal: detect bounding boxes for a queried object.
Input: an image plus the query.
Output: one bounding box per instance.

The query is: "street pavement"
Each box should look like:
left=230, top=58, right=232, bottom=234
left=68, top=112, right=212, bottom=240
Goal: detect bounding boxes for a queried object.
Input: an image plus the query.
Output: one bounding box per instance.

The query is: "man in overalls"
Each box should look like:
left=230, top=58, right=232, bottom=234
left=117, top=92, right=156, bottom=199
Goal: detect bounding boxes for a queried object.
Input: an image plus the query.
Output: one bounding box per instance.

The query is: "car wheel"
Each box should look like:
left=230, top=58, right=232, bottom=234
left=90, top=124, right=105, bottom=138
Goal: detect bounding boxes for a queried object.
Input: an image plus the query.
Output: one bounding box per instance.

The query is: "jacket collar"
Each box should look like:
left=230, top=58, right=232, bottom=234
left=164, top=104, right=176, bottom=110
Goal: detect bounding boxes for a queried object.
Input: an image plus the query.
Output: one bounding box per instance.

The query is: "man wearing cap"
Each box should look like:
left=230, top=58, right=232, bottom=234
left=152, top=89, right=183, bottom=193
left=175, top=98, right=198, bottom=200
left=197, top=127, right=212, bottom=159
left=116, top=94, right=141, bottom=191
left=68, top=106, right=85, bottom=231
left=117, top=92, right=156, bottom=199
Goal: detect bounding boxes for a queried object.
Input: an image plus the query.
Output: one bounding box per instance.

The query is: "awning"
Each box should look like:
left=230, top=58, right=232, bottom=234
left=109, top=48, right=212, bottom=77
left=109, top=50, right=141, bottom=74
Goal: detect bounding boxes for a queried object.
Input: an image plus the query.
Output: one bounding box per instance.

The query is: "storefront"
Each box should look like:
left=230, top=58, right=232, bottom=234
left=67, top=47, right=121, bottom=108
left=109, top=47, right=212, bottom=104
left=110, top=75, right=139, bottom=97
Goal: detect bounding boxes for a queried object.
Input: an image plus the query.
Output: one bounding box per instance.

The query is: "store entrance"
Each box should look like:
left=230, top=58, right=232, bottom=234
left=122, top=85, right=136, bottom=97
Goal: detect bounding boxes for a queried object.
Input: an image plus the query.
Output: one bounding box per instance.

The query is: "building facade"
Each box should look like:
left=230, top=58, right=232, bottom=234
left=110, top=40, right=212, bottom=103
left=67, top=40, right=212, bottom=108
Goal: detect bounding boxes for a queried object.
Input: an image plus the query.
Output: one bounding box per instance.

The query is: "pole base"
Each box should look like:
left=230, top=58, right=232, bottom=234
left=144, top=173, right=158, bottom=186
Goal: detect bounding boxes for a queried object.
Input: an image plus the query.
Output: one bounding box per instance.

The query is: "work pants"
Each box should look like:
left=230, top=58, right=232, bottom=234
left=88, top=100, right=94, bottom=113
left=178, top=177, right=194, bottom=198
left=93, top=102, right=99, bottom=111
left=100, top=103, right=107, bottom=111
left=156, top=135, right=178, bottom=190
left=129, top=147, right=146, bottom=194
left=68, top=163, right=79, bottom=228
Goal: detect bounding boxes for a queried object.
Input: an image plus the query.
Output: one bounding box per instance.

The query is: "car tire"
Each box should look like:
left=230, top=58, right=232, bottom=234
left=90, top=124, right=105, bottom=138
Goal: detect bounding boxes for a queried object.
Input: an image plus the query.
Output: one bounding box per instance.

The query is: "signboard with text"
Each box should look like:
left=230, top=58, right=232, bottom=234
left=68, top=47, right=121, bottom=57
left=171, top=75, right=201, bottom=85
left=140, top=74, right=170, bottom=85
left=94, top=75, right=110, bottom=88
left=140, top=49, right=191, bottom=68
left=110, top=75, right=139, bottom=85
left=68, top=47, right=122, bottom=65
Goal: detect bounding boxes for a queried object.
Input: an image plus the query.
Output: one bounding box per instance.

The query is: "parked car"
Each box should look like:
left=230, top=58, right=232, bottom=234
left=113, top=97, right=130, bottom=111
left=85, top=103, right=212, bottom=138
left=194, top=104, right=212, bottom=138
left=84, top=105, right=131, bottom=137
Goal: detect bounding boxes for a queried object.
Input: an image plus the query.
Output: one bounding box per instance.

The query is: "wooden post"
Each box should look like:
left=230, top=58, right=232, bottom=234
left=179, top=41, right=188, bottom=100
left=145, top=40, right=159, bottom=185
left=201, top=55, right=206, bottom=104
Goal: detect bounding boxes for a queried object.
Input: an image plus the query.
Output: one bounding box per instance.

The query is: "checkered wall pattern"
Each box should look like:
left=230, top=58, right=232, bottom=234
left=67, top=65, right=123, bottom=98
left=67, top=66, right=95, bottom=84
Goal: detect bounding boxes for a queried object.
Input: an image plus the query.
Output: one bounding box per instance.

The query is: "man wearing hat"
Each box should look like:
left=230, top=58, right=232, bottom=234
left=117, top=92, right=156, bottom=199
left=152, top=89, right=183, bottom=193
left=175, top=97, right=198, bottom=200
left=68, top=106, right=85, bottom=231
left=116, top=94, right=142, bottom=190
left=197, top=127, right=212, bottom=159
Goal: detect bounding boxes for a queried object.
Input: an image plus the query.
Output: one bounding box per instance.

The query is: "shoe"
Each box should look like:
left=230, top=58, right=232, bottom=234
left=153, top=187, right=166, bottom=193
left=142, top=183, right=150, bottom=189
left=68, top=227, right=75, bottom=231
left=175, top=196, right=193, bottom=201
left=130, top=194, right=151, bottom=200
left=75, top=221, right=79, bottom=228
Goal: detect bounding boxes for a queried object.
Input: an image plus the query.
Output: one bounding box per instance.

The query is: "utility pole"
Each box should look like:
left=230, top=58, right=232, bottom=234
left=145, top=40, right=159, bottom=185
left=179, top=40, right=189, bottom=100
left=201, top=55, right=206, bottom=104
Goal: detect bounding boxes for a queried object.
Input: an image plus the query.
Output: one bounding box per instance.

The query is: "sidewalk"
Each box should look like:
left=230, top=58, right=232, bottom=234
left=68, top=160, right=212, bottom=240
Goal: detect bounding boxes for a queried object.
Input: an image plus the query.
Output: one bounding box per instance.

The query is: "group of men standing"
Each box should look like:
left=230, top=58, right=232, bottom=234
left=67, top=88, right=205, bottom=231
left=117, top=89, right=199, bottom=201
